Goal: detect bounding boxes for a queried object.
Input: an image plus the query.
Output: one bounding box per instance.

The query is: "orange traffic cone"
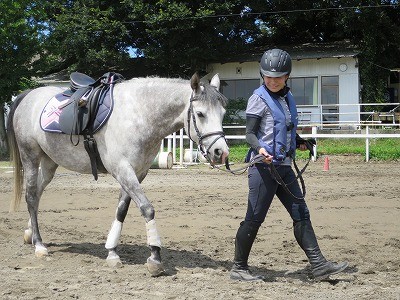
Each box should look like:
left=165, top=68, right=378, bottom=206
left=323, top=156, right=330, bottom=171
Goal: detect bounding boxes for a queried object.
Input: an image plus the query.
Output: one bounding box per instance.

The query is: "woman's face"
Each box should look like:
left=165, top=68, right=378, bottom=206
left=263, top=75, right=289, bottom=93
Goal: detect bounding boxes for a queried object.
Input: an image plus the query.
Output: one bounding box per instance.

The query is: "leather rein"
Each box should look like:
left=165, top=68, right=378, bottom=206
left=212, top=140, right=316, bottom=200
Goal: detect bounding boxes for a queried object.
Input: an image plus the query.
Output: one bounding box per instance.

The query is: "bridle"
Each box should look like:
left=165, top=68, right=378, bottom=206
left=186, top=92, right=226, bottom=163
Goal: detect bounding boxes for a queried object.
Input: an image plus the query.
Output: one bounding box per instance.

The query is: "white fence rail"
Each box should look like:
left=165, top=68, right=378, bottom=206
left=162, top=102, right=400, bottom=165
left=297, top=102, right=400, bottom=127
left=163, top=123, right=400, bottom=166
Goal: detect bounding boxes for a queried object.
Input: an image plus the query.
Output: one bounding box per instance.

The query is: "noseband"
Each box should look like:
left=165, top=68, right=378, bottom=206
left=186, top=93, right=226, bottom=162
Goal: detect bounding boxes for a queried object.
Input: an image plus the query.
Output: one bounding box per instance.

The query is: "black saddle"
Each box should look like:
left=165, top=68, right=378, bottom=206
left=57, top=71, right=124, bottom=180
left=59, top=72, right=123, bottom=135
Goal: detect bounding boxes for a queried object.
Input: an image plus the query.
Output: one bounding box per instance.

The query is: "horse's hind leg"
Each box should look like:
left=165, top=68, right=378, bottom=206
left=23, top=155, right=58, bottom=257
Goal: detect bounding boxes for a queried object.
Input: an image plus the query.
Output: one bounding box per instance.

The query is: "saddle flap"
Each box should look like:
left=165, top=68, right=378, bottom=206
left=59, top=88, right=91, bottom=135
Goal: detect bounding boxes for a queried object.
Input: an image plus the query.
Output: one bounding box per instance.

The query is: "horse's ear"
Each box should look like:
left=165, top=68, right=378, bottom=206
left=210, top=73, right=220, bottom=90
left=190, top=73, right=200, bottom=92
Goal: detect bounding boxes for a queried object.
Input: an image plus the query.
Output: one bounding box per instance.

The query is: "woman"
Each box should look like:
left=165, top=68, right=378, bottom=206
left=230, top=48, right=348, bottom=281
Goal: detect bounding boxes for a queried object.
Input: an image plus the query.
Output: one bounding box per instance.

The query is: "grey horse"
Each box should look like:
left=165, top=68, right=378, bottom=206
left=7, top=73, right=229, bottom=276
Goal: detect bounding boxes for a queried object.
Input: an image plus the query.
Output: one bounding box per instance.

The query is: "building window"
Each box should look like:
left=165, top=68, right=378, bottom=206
left=220, top=79, right=260, bottom=124
left=220, top=79, right=260, bottom=101
left=287, top=77, right=318, bottom=105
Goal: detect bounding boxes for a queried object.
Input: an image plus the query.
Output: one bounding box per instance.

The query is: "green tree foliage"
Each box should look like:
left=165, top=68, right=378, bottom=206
left=119, top=0, right=259, bottom=77
left=43, top=0, right=132, bottom=76
left=0, top=0, right=46, bottom=156
left=0, top=0, right=46, bottom=100
left=35, top=0, right=400, bottom=91
left=250, top=1, right=400, bottom=104
left=41, top=0, right=259, bottom=78
left=352, top=3, right=400, bottom=103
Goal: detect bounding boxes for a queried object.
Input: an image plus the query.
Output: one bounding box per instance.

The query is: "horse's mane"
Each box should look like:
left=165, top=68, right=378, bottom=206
left=121, top=76, right=228, bottom=108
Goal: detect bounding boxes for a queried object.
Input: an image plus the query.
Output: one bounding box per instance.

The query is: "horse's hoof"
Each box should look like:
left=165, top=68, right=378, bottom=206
left=24, top=229, right=33, bottom=244
left=146, top=257, right=165, bottom=277
left=106, top=251, right=122, bottom=268
left=107, top=258, right=123, bottom=268
left=35, top=245, right=48, bottom=257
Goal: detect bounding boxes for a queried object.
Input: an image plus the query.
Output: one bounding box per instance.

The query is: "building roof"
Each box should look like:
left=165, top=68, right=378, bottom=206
left=216, top=41, right=360, bottom=64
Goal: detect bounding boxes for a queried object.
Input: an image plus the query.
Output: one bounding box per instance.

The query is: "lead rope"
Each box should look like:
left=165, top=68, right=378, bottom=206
left=214, top=148, right=314, bottom=200
left=269, top=158, right=307, bottom=200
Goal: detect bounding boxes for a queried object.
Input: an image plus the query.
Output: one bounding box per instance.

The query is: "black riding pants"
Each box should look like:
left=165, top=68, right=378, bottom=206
left=244, top=163, right=310, bottom=226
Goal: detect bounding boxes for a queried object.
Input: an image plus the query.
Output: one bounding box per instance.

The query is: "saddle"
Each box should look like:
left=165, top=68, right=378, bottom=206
left=58, top=71, right=124, bottom=180
left=59, top=72, right=123, bottom=135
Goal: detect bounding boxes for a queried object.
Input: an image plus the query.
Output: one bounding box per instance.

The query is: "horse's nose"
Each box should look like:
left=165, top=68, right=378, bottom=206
left=214, top=148, right=229, bottom=163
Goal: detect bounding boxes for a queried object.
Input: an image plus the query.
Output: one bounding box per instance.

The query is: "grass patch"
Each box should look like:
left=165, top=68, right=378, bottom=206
left=225, top=138, right=400, bottom=163
left=0, top=160, right=12, bottom=167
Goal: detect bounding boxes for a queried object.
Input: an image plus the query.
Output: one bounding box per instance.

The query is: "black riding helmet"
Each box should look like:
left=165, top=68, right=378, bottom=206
left=260, top=49, right=292, bottom=78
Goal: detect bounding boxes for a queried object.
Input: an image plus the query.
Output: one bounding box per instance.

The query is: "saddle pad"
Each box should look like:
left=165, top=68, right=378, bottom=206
left=40, top=86, right=114, bottom=134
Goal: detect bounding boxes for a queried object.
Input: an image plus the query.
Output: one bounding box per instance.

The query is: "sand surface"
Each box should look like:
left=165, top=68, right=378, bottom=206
left=0, top=156, right=399, bottom=299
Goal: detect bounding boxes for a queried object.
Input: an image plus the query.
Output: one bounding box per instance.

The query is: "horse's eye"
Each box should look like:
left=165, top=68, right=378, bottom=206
left=196, top=111, right=205, bottom=118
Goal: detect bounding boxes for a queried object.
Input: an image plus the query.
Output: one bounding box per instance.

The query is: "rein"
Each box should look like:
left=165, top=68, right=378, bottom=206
left=213, top=140, right=315, bottom=200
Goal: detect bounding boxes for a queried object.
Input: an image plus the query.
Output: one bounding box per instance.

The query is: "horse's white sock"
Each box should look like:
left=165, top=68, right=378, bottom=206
left=105, top=220, right=122, bottom=250
left=146, top=219, right=161, bottom=248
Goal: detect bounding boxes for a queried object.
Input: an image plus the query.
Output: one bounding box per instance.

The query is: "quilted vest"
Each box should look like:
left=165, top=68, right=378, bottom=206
left=254, top=85, right=298, bottom=163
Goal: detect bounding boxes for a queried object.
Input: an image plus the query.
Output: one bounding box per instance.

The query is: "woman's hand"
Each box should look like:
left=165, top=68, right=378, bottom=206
left=258, top=148, right=273, bottom=164
left=298, top=144, right=308, bottom=151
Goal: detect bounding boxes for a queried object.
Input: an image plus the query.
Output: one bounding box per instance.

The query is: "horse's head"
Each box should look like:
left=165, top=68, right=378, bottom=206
left=185, top=73, right=229, bottom=165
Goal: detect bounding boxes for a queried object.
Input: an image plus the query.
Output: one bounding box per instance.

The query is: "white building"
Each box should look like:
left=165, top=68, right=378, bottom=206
left=206, top=42, right=360, bottom=127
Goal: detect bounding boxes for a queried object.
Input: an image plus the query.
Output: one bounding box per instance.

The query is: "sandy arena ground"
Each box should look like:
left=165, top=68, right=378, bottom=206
left=0, top=156, right=399, bottom=300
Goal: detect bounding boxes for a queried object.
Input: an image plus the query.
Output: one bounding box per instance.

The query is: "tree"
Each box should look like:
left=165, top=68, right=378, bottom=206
left=118, top=0, right=260, bottom=77
left=42, top=0, right=133, bottom=77
left=40, top=0, right=261, bottom=78
left=349, top=3, right=400, bottom=104
left=0, top=0, right=47, bottom=158
left=249, top=0, right=400, bottom=104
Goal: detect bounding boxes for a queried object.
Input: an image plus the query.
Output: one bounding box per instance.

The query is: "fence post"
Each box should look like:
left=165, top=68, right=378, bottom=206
left=366, top=125, right=370, bottom=162
left=179, top=129, right=184, bottom=166
left=172, top=132, right=176, bottom=162
left=312, top=126, right=317, bottom=161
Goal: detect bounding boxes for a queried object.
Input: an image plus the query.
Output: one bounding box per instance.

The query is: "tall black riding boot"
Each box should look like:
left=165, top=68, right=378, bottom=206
left=294, top=220, right=348, bottom=280
left=230, top=221, right=264, bottom=281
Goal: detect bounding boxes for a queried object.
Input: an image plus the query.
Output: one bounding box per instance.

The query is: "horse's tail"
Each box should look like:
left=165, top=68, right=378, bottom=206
left=7, top=90, right=31, bottom=212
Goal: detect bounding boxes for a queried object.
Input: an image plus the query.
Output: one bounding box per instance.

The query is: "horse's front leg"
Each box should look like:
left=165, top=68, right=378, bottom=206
left=105, top=174, right=164, bottom=276
left=141, top=202, right=163, bottom=276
